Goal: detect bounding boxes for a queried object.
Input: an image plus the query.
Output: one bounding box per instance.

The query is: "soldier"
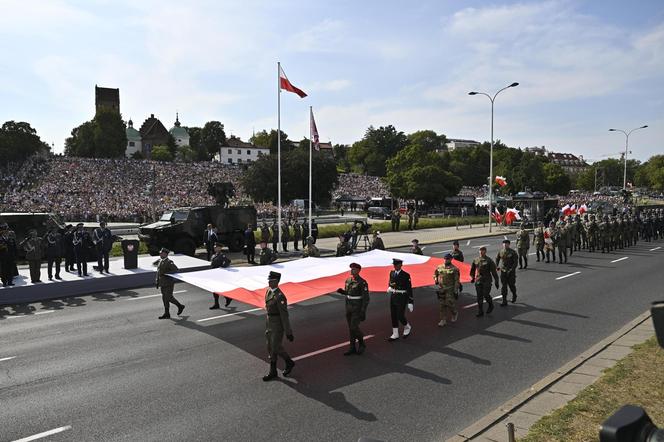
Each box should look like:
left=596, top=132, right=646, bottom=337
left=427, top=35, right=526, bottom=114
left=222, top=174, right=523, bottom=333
left=395, top=209, right=402, bottom=231
left=434, top=253, right=460, bottom=327
left=244, top=224, right=256, bottom=264
left=260, top=221, right=271, bottom=244
left=411, top=239, right=423, bottom=255
left=566, top=217, right=576, bottom=256
left=302, top=236, right=320, bottom=257
left=204, top=224, right=217, bottom=261
left=155, top=247, right=185, bottom=319
left=533, top=221, right=545, bottom=262
left=336, top=263, right=370, bottom=355
left=577, top=215, right=586, bottom=250
left=451, top=240, right=464, bottom=262
left=72, top=223, right=90, bottom=277
left=292, top=221, right=302, bottom=251
left=0, top=223, right=15, bottom=287
left=390, top=209, right=398, bottom=232
left=387, top=258, right=413, bottom=341
left=407, top=208, right=414, bottom=230
left=600, top=215, right=612, bottom=252
left=209, top=243, right=232, bottom=309
left=63, top=224, right=75, bottom=272
left=43, top=225, right=63, bottom=280
left=20, top=229, right=43, bottom=283
left=469, top=246, right=499, bottom=317
left=413, top=209, right=420, bottom=230
left=556, top=219, right=568, bottom=264
left=587, top=215, right=599, bottom=253
left=495, top=239, right=518, bottom=305
left=336, top=235, right=352, bottom=257
left=271, top=221, right=279, bottom=252
left=263, top=271, right=295, bottom=381
left=259, top=241, right=277, bottom=265
left=280, top=220, right=290, bottom=252
left=545, top=221, right=558, bottom=263
left=516, top=225, right=530, bottom=269
left=93, top=221, right=114, bottom=273
left=310, top=219, right=319, bottom=244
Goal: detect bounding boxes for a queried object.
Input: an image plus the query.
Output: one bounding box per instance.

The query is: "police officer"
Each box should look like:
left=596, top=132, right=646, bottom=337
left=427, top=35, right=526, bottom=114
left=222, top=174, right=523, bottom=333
left=336, top=263, right=370, bottom=355
left=155, top=247, right=185, bottom=319
left=495, top=239, right=518, bottom=305
left=411, top=239, right=423, bottom=255
left=516, top=225, right=530, bottom=269
left=72, top=223, right=90, bottom=277
left=434, top=253, right=460, bottom=327
left=20, top=229, right=43, bottom=283
left=258, top=240, right=277, bottom=265
left=93, top=221, right=114, bottom=273
left=470, top=246, right=499, bottom=317
left=387, top=258, right=413, bottom=341
left=263, top=271, right=295, bottom=381
left=44, top=225, right=63, bottom=280
left=209, top=243, right=232, bottom=309
left=302, top=236, right=320, bottom=257
left=451, top=240, right=464, bottom=262
left=244, top=224, right=256, bottom=264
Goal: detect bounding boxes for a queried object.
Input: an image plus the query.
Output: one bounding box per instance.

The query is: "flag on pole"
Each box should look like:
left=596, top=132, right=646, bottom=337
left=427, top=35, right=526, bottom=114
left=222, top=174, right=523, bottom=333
left=491, top=208, right=502, bottom=224
left=310, top=108, right=320, bottom=151
left=561, top=204, right=571, bottom=216
left=578, top=204, right=588, bottom=215
left=495, top=176, right=507, bottom=187
left=279, top=65, right=307, bottom=98
left=505, top=208, right=521, bottom=225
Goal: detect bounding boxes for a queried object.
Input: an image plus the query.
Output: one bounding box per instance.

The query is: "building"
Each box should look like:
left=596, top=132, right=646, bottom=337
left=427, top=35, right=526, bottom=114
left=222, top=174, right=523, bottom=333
left=95, top=85, right=120, bottom=114
left=139, top=114, right=170, bottom=159
left=524, top=146, right=589, bottom=175
left=169, top=113, right=190, bottom=147
left=125, top=119, right=142, bottom=158
left=317, top=142, right=335, bottom=156
left=445, top=138, right=480, bottom=151
left=216, top=136, right=269, bottom=164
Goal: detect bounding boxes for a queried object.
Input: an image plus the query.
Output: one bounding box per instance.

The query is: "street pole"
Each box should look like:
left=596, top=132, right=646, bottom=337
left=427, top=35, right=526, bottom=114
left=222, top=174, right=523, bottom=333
left=609, top=125, right=647, bottom=190
left=469, top=82, right=519, bottom=232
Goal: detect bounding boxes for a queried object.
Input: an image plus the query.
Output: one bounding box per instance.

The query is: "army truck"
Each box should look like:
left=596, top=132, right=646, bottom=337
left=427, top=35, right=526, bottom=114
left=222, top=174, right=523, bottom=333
left=138, top=206, right=257, bottom=256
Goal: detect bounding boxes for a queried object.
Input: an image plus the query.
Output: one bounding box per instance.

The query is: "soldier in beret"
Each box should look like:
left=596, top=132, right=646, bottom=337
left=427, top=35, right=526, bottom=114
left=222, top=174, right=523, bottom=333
left=263, top=271, right=295, bottom=381
left=337, top=263, right=370, bottom=355
left=155, top=248, right=185, bottom=319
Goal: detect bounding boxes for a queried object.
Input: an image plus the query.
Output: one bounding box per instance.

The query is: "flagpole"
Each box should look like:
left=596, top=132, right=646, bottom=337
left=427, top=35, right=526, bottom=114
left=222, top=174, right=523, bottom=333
left=308, top=106, right=313, bottom=237
left=277, top=61, right=282, bottom=252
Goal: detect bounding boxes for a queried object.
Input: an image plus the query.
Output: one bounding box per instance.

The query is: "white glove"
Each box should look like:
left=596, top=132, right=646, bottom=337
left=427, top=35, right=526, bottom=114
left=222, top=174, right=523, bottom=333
left=407, top=303, right=413, bottom=313
left=387, top=287, right=394, bottom=293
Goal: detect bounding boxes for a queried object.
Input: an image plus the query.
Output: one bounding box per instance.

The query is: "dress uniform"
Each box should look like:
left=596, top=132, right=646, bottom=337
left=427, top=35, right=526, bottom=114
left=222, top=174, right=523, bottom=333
left=387, top=258, right=413, bottom=341
left=44, top=227, right=63, bottom=280
left=469, top=247, right=499, bottom=317
left=209, top=243, right=232, bottom=309
left=516, top=226, right=530, bottom=269
left=495, top=240, right=518, bottom=305
left=20, top=229, right=43, bottom=283
left=434, top=253, right=460, bottom=327
left=155, top=248, right=184, bottom=319
left=244, top=224, right=256, bottom=264
left=0, top=223, right=15, bottom=287
left=72, top=223, right=89, bottom=276
left=337, top=263, right=370, bottom=355
left=411, top=239, right=423, bottom=255
left=63, top=225, right=75, bottom=272
left=93, top=221, right=114, bottom=273
left=263, top=271, right=295, bottom=381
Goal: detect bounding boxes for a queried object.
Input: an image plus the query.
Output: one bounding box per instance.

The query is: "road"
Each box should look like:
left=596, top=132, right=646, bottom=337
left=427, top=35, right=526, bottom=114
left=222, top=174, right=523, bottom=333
left=1, top=236, right=662, bottom=442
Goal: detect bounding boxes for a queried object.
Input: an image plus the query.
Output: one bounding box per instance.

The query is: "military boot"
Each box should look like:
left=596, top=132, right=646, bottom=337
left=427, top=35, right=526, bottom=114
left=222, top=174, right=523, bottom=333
left=486, top=300, right=494, bottom=314
left=283, top=358, right=295, bottom=377
left=343, top=339, right=357, bottom=356
left=262, top=361, right=278, bottom=381
left=357, top=337, right=366, bottom=355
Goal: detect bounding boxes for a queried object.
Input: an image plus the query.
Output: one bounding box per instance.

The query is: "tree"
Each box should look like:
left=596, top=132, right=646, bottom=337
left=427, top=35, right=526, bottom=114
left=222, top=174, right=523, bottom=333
left=250, top=129, right=293, bottom=155
left=385, top=144, right=462, bottom=206
left=407, top=130, right=448, bottom=152
left=333, top=143, right=350, bottom=172
left=637, top=155, right=664, bottom=191
left=65, top=121, right=96, bottom=157
left=200, top=121, right=227, bottom=159
left=175, top=145, right=196, bottom=162
left=449, top=144, right=491, bottom=186
left=0, top=121, right=50, bottom=165
left=241, top=148, right=338, bottom=204
left=151, top=145, right=173, bottom=162
left=183, top=126, right=206, bottom=161
left=65, top=110, right=127, bottom=158
left=347, top=125, right=408, bottom=176
left=542, top=163, right=571, bottom=195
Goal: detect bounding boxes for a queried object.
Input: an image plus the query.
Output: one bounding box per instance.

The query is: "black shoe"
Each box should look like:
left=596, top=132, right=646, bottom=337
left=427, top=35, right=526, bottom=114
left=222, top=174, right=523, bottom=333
left=210, top=304, right=220, bottom=310
left=476, top=311, right=484, bottom=317
left=55, top=275, right=61, bottom=280
left=158, top=314, right=171, bottom=319
left=357, top=341, right=366, bottom=355
left=500, top=302, right=508, bottom=306
left=343, top=346, right=357, bottom=356
left=224, top=298, right=232, bottom=307
left=83, top=273, right=88, bottom=277
left=49, top=277, right=53, bottom=281
left=262, top=372, right=278, bottom=382
left=518, top=265, right=522, bottom=269
left=283, top=359, right=295, bottom=376
left=511, top=296, right=517, bottom=303
left=487, top=303, right=494, bottom=314
left=177, top=304, right=185, bottom=315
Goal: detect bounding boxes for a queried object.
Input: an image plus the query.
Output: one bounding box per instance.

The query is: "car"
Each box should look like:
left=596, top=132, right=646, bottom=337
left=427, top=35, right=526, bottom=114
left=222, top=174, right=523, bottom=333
left=367, top=206, right=391, bottom=219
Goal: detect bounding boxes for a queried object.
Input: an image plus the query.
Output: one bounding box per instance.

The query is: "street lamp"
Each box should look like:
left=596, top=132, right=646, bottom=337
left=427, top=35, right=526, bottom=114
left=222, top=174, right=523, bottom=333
left=608, top=125, right=648, bottom=190
left=469, top=82, right=519, bottom=232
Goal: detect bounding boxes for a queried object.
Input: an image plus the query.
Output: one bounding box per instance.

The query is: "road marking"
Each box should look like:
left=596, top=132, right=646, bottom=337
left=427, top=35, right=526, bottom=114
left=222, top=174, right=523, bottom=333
left=466, top=240, right=471, bottom=246
left=472, top=244, right=490, bottom=249
left=610, top=257, right=629, bottom=263
left=6, top=311, right=55, bottom=319
left=650, top=246, right=661, bottom=251
left=293, top=335, right=377, bottom=361
left=13, top=425, right=72, bottom=442
left=504, top=235, right=508, bottom=240
left=0, top=356, right=16, bottom=362
left=126, top=294, right=161, bottom=301
left=197, top=308, right=263, bottom=322
left=433, top=250, right=452, bottom=255
left=173, top=290, right=187, bottom=294
left=556, top=271, right=581, bottom=280
left=462, top=296, right=503, bottom=310
left=528, top=252, right=537, bottom=256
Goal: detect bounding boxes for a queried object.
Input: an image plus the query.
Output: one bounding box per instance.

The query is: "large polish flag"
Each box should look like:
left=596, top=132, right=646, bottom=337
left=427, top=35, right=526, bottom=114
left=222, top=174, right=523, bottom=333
left=170, top=250, right=472, bottom=308
left=279, top=65, right=307, bottom=98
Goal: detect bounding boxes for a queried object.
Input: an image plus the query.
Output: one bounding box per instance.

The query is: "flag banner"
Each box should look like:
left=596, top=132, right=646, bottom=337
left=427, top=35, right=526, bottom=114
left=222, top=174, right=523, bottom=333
left=310, top=108, right=320, bottom=151
left=561, top=204, right=571, bottom=216
left=505, top=208, right=521, bottom=225
left=279, top=65, right=307, bottom=98
left=578, top=204, right=588, bottom=215
left=170, top=250, right=471, bottom=308
left=495, top=176, right=507, bottom=187
left=491, top=208, right=502, bottom=224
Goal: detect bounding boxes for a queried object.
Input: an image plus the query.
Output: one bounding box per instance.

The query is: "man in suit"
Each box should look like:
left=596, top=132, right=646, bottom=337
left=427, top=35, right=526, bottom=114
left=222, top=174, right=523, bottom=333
left=387, top=258, right=413, bottom=341
left=44, top=225, right=63, bottom=280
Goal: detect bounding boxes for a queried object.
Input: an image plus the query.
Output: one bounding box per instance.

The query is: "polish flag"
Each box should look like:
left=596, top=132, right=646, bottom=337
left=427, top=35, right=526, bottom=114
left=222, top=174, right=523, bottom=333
left=505, top=208, right=521, bottom=225
left=495, top=176, right=507, bottom=187
left=279, top=65, right=307, bottom=98
left=491, top=208, right=503, bottom=224
left=578, top=204, right=588, bottom=215
left=561, top=204, right=571, bottom=216
left=310, top=108, right=320, bottom=151
left=569, top=204, right=577, bottom=215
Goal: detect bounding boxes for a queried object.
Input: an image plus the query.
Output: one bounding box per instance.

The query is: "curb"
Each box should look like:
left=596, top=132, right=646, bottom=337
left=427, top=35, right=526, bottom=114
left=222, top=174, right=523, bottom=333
left=446, top=309, right=653, bottom=441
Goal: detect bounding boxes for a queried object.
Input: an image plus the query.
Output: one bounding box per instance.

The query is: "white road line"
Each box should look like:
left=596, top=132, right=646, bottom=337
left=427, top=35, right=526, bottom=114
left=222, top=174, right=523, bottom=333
left=610, top=257, right=629, bottom=263
left=472, top=244, right=490, bottom=249
left=6, top=311, right=55, bottom=319
left=462, top=296, right=503, bottom=310
left=466, top=240, right=471, bottom=246
left=650, top=246, right=661, bottom=251
left=197, top=308, right=263, bottom=322
left=528, top=252, right=537, bottom=256
left=556, top=271, right=581, bottom=280
left=432, top=250, right=452, bottom=255
left=13, top=425, right=72, bottom=442
left=126, top=294, right=161, bottom=301
left=173, top=290, right=187, bottom=294
left=504, top=235, right=508, bottom=240
left=0, top=356, right=17, bottom=362
left=293, top=335, right=377, bottom=361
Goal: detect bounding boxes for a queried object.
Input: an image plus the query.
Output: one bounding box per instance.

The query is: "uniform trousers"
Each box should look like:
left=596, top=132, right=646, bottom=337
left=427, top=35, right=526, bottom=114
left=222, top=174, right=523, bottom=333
left=74, top=248, right=87, bottom=275
left=390, top=293, right=408, bottom=327
left=265, top=316, right=291, bottom=363
left=47, top=256, right=61, bottom=279
left=97, top=248, right=109, bottom=272
left=345, top=302, right=364, bottom=341
left=500, top=271, right=516, bottom=301
left=28, top=260, right=41, bottom=282
left=161, top=284, right=183, bottom=313
left=438, top=289, right=457, bottom=320
left=474, top=281, right=493, bottom=311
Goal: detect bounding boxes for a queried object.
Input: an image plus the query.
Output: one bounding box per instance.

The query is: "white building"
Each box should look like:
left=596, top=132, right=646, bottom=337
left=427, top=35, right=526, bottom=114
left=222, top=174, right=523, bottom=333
left=125, top=119, right=142, bottom=157
left=216, top=136, right=269, bottom=164
left=169, top=113, right=190, bottom=147
left=445, top=138, right=481, bottom=151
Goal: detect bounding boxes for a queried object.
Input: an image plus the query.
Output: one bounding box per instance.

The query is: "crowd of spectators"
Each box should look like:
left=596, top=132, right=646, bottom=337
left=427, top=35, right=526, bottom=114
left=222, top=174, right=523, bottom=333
left=458, top=186, right=486, bottom=198
left=332, top=173, right=390, bottom=200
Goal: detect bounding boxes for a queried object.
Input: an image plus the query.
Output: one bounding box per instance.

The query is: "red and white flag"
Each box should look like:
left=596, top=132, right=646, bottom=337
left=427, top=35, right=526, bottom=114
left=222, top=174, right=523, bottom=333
left=310, top=108, right=320, bottom=151
left=495, top=176, right=507, bottom=187
left=569, top=204, right=577, bottom=215
left=578, top=204, right=588, bottom=215
left=561, top=204, right=571, bottom=216
left=279, top=65, right=307, bottom=98
left=491, top=208, right=503, bottom=224
left=505, top=208, right=521, bottom=225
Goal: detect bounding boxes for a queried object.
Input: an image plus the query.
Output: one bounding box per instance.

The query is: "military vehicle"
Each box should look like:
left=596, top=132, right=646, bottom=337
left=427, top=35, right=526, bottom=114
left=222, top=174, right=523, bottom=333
left=138, top=183, right=257, bottom=256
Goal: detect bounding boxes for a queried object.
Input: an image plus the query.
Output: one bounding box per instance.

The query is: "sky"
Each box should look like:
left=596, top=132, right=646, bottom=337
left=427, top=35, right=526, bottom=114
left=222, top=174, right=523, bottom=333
left=1, top=0, right=663, bottom=162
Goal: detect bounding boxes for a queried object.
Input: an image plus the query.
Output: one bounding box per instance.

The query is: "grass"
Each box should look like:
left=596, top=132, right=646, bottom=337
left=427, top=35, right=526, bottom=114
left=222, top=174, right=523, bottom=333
left=519, top=337, right=664, bottom=442
left=110, top=241, right=149, bottom=257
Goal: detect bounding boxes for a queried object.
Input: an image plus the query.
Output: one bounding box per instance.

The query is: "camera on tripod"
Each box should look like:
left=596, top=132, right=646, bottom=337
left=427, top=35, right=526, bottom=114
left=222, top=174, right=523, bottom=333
left=599, top=301, right=664, bottom=442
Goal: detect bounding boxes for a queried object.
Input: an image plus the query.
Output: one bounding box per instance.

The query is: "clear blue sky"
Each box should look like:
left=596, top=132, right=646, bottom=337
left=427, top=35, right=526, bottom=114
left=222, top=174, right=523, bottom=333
left=1, top=0, right=662, bottom=162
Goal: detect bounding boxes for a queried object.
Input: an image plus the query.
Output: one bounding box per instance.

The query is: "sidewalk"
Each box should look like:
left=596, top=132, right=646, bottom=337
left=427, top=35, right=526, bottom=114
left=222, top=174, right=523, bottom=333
left=446, top=310, right=656, bottom=442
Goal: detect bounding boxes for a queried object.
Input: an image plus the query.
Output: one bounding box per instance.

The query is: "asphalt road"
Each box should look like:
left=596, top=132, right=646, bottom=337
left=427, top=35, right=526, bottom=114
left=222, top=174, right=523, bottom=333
left=1, top=235, right=662, bottom=442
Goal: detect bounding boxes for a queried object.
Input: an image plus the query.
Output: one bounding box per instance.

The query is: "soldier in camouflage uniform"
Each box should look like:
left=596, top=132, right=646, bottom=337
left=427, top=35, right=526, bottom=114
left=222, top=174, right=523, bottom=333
left=451, top=240, right=464, bottom=262
left=545, top=221, right=558, bottom=263
left=411, top=239, right=423, bottom=255
left=434, top=253, right=460, bottom=327
left=495, top=239, right=518, bottom=305
left=533, top=221, right=545, bottom=262
left=600, top=216, right=612, bottom=253
left=263, top=271, right=295, bottom=381
left=566, top=218, right=575, bottom=256
left=586, top=215, right=599, bottom=253
left=469, top=246, right=499, bottom=317
left=516, top=225, right=530, bottom=269
left=336, top=263, right=370, bottom=355
left=259, top=241, right=277, bottom=265
left=578, top=215, right=587, bottom=250
left=556, top=219, right=568, bottom=263
left=302, top=236, right=320, bottom=257
left=336, top=235, right=352, bottom=256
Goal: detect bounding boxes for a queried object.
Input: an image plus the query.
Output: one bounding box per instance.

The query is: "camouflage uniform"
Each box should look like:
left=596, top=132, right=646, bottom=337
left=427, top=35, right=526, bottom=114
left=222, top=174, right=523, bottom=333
left=516, top=228, right=530, bottom=269
left=496, top=246, right=518, bottom=304
left=470, top=254, right=499, bottom=316
left=259, top=246, right=277, bottom=265
left=264, top=284, right=294, bottom=380
left=339, top=273, right=370, bottom=354
left=533, top=223, right=545, bottom=262
left=434, top=263, right=460, bottom=325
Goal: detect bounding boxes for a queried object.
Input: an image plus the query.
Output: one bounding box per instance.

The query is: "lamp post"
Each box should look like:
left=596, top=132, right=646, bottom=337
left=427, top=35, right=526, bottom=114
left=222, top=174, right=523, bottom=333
left=469, top=82, right=519, bottom=232
left=608, top=125, right=647, bottom=190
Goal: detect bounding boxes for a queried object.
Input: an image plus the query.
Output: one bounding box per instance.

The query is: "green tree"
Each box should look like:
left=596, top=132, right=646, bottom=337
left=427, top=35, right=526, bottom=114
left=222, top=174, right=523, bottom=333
left=542, top=162, right=571, bottom=195
left=65, top=121, right=96, bottom=157
left=449, top=144, right=491, bottom=186
left=250, top=129, right=292, bottom=155
left=385, top=144, right=462, bottom=205
left=183, top=126, right=206, bottom=161
left=407, top=130, right=448, bottom=152
left=637, top=155, right=664, bottom=191
left=200, top=121, right=227, bottom=159
left=175, top=145, right=196, bottom=162
left=151, top=145, right=173, bottom=162
left=348, top=125, right=408, bottom=176
left=333, top=143, right=350, bottom=172
left=0, top=121, right=51, bottom=165
left=65, top=110, right=127, bottom=158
